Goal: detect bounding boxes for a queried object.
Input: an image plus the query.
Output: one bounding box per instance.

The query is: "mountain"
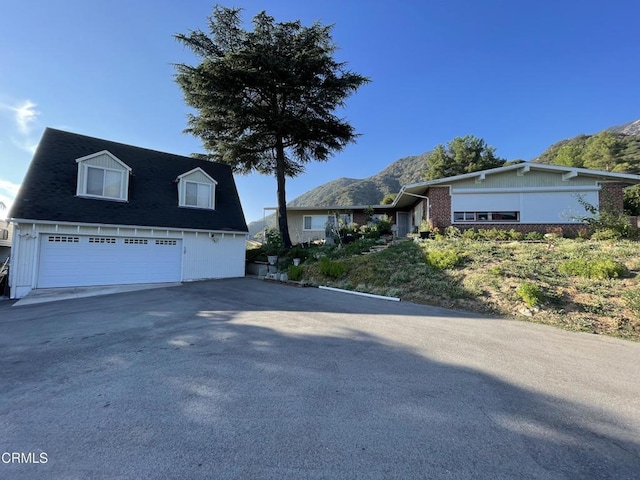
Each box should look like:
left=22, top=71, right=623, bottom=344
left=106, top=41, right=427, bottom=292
left=248, top=153, right=428, bottom=237
left=608, top=119, right=640, bottom=136
left=289, top=153, right=428, bottom=207
left=533, top=118, right=640, bottom=170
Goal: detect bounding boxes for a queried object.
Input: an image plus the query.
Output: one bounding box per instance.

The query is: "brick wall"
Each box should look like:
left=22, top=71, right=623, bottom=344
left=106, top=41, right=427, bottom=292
left=599, top=182, right=625, bottom=213
left=427, top=186, right=451, bottom=228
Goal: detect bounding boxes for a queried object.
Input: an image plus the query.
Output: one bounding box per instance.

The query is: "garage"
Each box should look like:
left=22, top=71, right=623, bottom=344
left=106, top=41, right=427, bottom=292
left=37, top=235, right=182, bottom=288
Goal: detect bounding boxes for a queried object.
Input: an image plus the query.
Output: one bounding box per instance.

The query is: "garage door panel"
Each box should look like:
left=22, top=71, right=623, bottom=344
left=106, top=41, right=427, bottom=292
left=37, top=235, right=182, bottom=288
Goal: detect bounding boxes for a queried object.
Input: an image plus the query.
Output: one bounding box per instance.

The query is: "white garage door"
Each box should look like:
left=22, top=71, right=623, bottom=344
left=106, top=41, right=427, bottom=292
left=37, top=235, right=182, bottom=288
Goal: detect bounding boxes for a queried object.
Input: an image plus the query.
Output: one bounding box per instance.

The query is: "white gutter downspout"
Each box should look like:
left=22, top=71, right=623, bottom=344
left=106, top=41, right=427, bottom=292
left=400, top=192, right=431, bottom=223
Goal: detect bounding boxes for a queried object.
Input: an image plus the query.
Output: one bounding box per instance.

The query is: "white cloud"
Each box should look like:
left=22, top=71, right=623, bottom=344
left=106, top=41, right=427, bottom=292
left=14, top=100, right=39, bottom=135
left=0, top=100, right=40, bottom=135
left=0, top=99, right=41, bottom=154
left=0, top=179, right=20, bottom=218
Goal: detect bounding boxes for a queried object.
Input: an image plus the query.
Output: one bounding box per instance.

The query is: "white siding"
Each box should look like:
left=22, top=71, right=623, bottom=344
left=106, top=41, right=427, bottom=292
left=82, top=153, right=126, bottom=170
left=452, top=193, right=522, bottom=212
left=521, top=191, right=598, bottom=223
left=182, top=232, right=246, bottom=280
left=181, top=170, right=214, bottom=184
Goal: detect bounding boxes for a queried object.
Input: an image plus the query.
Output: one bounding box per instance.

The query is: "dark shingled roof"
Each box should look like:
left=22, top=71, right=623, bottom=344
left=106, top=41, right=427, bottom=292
left=10, top=128, right=248, bottom=232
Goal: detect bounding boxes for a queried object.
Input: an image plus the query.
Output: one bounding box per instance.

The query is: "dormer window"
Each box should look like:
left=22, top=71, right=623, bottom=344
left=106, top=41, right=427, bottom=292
left=177, top=167, right=217, bottom=210
left=76, top=151, right=131, bottom=201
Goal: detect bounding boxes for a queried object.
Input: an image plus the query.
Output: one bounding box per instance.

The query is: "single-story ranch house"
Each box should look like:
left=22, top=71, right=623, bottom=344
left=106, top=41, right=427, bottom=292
left=8, top=128, right=248, bottom=299
left=273, top=163, right=640, bottom=243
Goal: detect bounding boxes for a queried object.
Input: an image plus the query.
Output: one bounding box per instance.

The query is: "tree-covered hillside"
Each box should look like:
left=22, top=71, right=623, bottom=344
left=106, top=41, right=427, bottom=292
left=534, top=132, right=640, bottom=173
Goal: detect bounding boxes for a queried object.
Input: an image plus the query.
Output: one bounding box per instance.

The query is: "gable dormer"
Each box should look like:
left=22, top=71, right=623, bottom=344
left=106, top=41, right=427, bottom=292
left=176, top=167, right=217, bottom=210
left=76, top=151, right=131, bottom=201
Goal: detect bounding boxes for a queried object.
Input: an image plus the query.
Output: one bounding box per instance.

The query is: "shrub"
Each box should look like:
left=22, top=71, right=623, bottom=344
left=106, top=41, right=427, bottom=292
left=319, top=257, right=347, bottom=278
left=517, top=281, right=543, bottom=308
left=558, top=258, right=628, bottom=279
left=444, top=226, right=462, bottom=238
left=524, top=231, right=544, bottom=241
left=507, top=229, right=524, bottom=241
left=425, top=249, right=463, bottom=270
left=461, top=228, right=478, bottom=240
left=264, top=228, right=284, bottom=255
left=590, top=228, right=623, bottom=241
left=288, top=265, right=304, bottom=281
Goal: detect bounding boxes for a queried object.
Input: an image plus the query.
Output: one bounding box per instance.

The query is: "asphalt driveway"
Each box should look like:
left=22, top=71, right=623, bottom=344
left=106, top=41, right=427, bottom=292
left=1, top=278, right=639, bottom=479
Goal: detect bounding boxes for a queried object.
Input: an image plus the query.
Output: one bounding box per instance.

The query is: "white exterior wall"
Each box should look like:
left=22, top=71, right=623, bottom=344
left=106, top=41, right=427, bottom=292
left=450, top=189, right=599, bottom=224
left=9, top=222, right=246, bottom=299
left=182, top=231, right=246, bottom=281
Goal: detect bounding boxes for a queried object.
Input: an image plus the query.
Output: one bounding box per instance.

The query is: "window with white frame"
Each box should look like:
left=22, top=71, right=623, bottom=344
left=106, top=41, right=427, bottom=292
left=77, top=165, right=127, bottom=200
left=85, top=167, right=125, bottom=199
left=453, top=211, right=520, bottom=222
left=185, top=181, right=213, bottom=209
left=303, top=215, right=336, bottom=230
left=177, top=168, right=217, bottom=210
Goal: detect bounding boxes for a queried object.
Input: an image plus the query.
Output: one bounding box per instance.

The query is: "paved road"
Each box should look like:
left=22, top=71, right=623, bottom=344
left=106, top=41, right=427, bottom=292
left=1, top=278, right=639, bottom=479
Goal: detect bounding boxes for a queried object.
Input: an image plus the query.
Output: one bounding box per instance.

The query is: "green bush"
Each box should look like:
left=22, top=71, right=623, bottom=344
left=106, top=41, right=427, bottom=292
left=559, top=258, right=628, bottom=279
left=319, top=257, right=347, bottom=278
left=507, top=229, right=524, bottom=241
left=461, top=228, right=478, bottom=240
left=425, top=249, right=463, bottom=270
left=288, top=265, right=304, bottom=281
left=524, top=231, right=544, bottom=241
left=517, top=281, right=543, bottom=308
left=444, top=226, right=462, bottom=238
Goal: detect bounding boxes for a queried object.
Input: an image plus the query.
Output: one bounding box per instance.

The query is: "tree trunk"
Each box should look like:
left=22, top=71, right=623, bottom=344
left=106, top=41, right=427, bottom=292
left=275, top=137, right=293, bottom=248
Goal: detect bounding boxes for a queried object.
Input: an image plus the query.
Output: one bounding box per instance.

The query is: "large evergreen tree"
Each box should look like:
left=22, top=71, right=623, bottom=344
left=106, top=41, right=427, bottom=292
left=174, top=6, right=369, bottom=247
left=424, top=135, right=505, bottom=180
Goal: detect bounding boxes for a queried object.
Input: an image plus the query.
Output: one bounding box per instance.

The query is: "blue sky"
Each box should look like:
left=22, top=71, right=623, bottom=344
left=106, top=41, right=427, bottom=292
left=1, top=0, right=638, bottom=222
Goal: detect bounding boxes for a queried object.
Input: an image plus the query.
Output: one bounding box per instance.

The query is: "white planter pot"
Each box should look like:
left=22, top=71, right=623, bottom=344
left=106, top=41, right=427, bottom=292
left=293, top=258, right=301, bottom=266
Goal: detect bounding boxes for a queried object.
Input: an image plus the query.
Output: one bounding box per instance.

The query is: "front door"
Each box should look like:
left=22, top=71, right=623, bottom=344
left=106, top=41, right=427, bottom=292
left=396, top=212, right=411, bottom=238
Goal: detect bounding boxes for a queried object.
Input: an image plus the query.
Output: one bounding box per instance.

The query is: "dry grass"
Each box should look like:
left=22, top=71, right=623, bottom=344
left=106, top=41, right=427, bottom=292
left=300, top=238, right=640, bottom=341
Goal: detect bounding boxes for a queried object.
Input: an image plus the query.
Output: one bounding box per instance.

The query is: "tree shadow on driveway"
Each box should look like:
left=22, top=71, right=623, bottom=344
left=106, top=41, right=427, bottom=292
left=1, top=278, right=639, bottom=479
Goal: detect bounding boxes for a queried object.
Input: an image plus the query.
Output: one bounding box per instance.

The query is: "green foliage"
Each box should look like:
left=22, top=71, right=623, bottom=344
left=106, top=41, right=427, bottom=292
left=583, top=131, right=622, bottom=171
left=264, top=228, right=284, bottom=255
left=558, top=258, right=628, bottom=279
left=444, top=226, right=462, bottom=238
left=381, top=193, right=397, bottom=205
left=288, top=265, right=304, bottom=281
left=554, top=143, right=584, bottom=167
left=174, top=6, right=369, bottom=247
left=425, top=249, right=464, bottom=270
left=524, top=231, right=544, bottom=241
left=539, top=130, right=640, bottom=174
left=318, top=257, right=347, bottom=278
left=517, top=282, right=543, bottom=308
left=573, top=194, right=635, bottom=239
left=425, top=135, right=505, bottom=180
left=624, top=184, right=640, bottom=215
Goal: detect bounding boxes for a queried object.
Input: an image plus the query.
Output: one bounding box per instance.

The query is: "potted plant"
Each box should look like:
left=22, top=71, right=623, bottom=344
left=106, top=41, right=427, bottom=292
left=264, top=228, right=283, bottom=267
left=419, top=219, right=434, bottom=239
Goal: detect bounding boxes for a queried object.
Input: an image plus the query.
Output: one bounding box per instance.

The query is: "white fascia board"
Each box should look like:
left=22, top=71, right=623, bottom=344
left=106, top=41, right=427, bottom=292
left=9, top=218, right=249, bottom=235
left=451, top=185, right=600, bottom=194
